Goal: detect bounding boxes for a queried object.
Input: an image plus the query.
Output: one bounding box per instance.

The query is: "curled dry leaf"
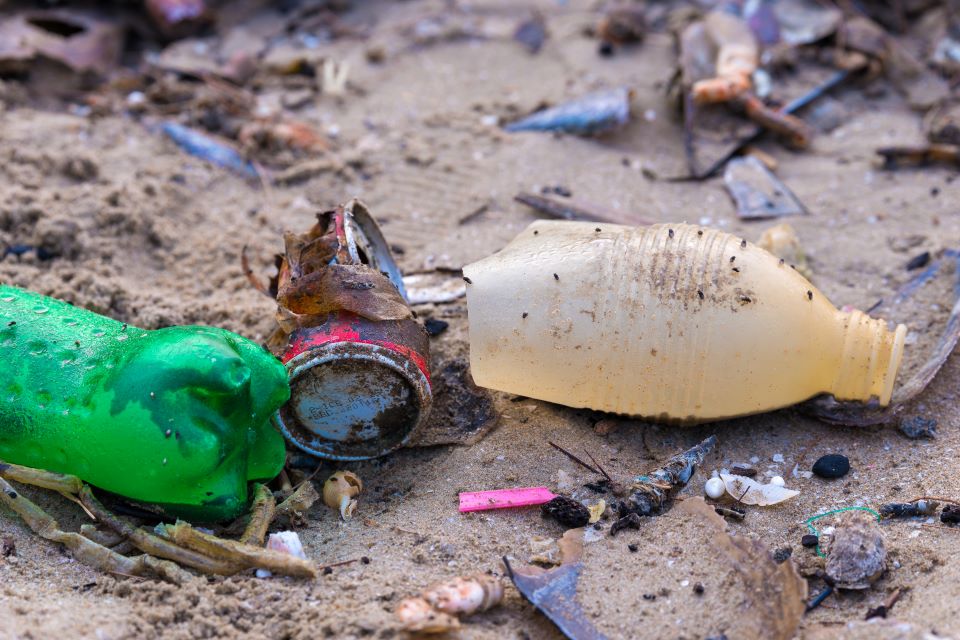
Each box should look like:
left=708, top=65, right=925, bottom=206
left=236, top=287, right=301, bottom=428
left=719, top=473, right=799, bottom=506
left=323, top=471, right=363, bottom=520
left=677, top=498, right=807, bottom=640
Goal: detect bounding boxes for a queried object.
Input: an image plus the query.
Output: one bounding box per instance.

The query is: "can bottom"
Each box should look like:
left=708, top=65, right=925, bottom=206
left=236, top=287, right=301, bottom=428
left=275, top=341, right=431, bottom=460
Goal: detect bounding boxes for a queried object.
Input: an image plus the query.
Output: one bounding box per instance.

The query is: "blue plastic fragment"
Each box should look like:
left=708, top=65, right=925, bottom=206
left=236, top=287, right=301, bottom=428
left=504, top=87, right=632, bottom=136
left=161, top=122, right=258, bottom=178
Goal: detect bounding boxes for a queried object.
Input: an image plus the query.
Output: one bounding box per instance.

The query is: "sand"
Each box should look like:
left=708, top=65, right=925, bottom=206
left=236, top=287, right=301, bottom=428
left=2, top=1, right=960, bottom=638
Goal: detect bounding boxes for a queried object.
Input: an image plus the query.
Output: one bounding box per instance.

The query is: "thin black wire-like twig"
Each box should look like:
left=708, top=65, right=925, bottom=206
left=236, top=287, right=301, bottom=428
left=548, top=441, right=600, bottom=475
left=585, top=451, right=613, bottom=482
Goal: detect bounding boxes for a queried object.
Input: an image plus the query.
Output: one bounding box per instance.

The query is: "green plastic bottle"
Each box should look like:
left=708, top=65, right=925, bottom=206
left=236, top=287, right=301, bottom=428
left=0, top=285, right=290, bottom=521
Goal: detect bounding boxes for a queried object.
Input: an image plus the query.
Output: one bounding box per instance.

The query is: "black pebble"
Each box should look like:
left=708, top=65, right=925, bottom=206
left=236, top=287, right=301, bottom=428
left=423, top=318, right=449, bottom=337
left=628, top=543, right=638, bottom=552
left=812, top=454, right=850, bottom=479
left=801, top=534, right=819, bottom=548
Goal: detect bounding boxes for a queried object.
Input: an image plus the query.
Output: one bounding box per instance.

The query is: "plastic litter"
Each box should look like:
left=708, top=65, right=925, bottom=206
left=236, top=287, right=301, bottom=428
left=504, top=87, right=633, bottom=136
left=0, top=285, right=289, bottom=521
left=459, top=487, right=557, bottom=513
left=464, top=221, right=906, bottom=423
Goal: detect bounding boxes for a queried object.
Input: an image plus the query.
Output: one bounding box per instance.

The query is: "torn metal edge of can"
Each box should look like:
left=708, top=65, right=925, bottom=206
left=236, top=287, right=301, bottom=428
left=269, top=199, right=429, bottom=460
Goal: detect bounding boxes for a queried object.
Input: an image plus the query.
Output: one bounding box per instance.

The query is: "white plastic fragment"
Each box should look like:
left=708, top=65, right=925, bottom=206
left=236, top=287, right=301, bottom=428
left=267, top=531, right=308, bottom=559
left=719, top=473, right=799, bottom=506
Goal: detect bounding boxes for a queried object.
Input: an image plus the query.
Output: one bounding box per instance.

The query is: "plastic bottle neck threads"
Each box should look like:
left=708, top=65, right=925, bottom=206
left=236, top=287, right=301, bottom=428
left=830, top=309, right=906, bottom=406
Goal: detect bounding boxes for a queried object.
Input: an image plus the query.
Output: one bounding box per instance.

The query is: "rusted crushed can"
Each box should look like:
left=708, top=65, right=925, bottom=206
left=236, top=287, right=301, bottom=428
left=251, top=199, right=431, bottom=460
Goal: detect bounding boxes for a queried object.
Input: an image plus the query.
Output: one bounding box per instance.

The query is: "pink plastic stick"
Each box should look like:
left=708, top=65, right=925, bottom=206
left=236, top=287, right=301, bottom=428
left=458, top=487, right=557, bottom=513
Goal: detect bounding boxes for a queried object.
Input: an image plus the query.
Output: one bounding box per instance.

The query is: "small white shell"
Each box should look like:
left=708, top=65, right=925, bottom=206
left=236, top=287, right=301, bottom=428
left=705, top=476, right=726, bottom=499
left=323, top=471, right=363, bottom=520
left=395, top=597, right=460, bottom=633
left=770, top=475, right=785, bottom=487
left=266, top=531, right=307, bottom=560
left=719, top=473, right=799, bottom=506
left=423, top=574, right=504, bottom=615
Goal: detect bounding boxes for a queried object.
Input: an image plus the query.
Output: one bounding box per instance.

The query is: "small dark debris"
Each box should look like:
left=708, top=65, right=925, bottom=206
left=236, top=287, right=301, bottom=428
left=730, top=464, right=756, bottom=478
left=361, top=556, right=371, bottom=564
left=322, top=566, right=333, bottom=575
left=462, top=276, right=472, bottom=284
left=390, top=244, right=406, bottom=255
left=584, top=478, right=611, bottom=493
left=598, top=41, right=614, bottom=57
left=642, top=593, right=656, bottom=601
left=801, top=534, right=819, bottom=548
left=697, top=290, right=704, bottom=300
left=773, top=547, right=792, bottom=564
left=593, top=522, right=603, bottom=530
left=540, top=185, right=572, bottom=198
left=541, top=496, right=590, bottom=528
left=931, top=187, right=940, bottom=197
left=807, top=290, right=813, bottom=300
left=880, top=502, right=931, bottom=519
left=905, top=251, right=931, bottom=271
left=740, top=239, right=747, bottom=249
left=553, top=273, right=559, bottom=281
left=899, top=416, right=937, bottom=439
left=714, top=505, right=745, bottom=520
left=423, top=318, right=449, bottom=337
left=693, top=582, right=705, bottom=595
left=628, top=543, right=638, bottom=552
left=812, top=454, right=849, bottom=479
left=522, top=312, right=528, bottom=319
left=513, top=14, right=547, bottom=54
left=610, top=512, right=642, bottom=536
left=668, top=228, right=674, bottom=238
left=942, top=505, right=960, bottom=525
left=2, top=245, right=57, bottom=261
left=1, top=535, right=15, bottom=557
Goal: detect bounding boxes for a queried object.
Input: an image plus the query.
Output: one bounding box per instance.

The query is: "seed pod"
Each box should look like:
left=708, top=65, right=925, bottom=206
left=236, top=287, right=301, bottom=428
left=395, top=596, right=460, bottom=633
left=541, top=496, right=590, bottom=528
left=826, top=512, right=886, bottom=589
left=423, top=573, right=504, bottom=615
left=322, top=471, right=363, bottom=520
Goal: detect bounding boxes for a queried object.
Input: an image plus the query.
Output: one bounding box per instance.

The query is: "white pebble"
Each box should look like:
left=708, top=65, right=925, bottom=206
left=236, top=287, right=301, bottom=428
left=704, top=477, right=725, bottom=499
left=770, top=476, right=785, bottom=487
left=772, top=453, right=784, bottom=463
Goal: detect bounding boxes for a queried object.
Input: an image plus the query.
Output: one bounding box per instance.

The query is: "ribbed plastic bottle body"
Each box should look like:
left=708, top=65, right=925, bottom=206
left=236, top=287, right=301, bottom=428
left=464, top=222, right=905, bottom=423
left=0, top=285, right=289, bottom=520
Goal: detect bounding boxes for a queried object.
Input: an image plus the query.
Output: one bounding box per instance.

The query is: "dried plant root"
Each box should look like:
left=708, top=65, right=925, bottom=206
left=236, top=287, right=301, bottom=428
left=163, top=520, right=317, bottom=578
left=80, top=487, right=243, bottom=575
left=240, top=483, right=276, bottom=546
left=0, top=477, right=188, bottom=584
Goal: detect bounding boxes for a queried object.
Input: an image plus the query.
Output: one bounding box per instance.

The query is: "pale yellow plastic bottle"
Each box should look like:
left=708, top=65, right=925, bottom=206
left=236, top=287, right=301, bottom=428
left=463, top=221, right=907, bottom=424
